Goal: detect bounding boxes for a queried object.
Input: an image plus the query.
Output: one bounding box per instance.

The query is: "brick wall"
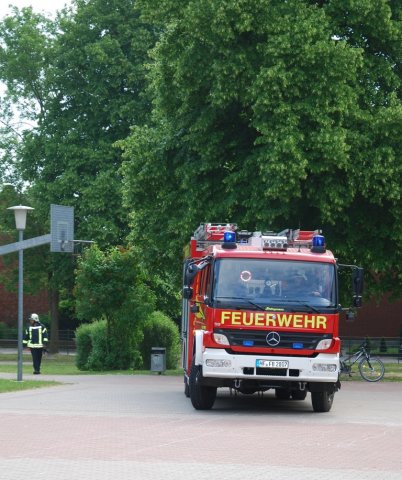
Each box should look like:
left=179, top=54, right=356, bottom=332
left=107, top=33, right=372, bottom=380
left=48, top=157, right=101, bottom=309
left=339, top=296, right=402, bottom=338
left=0, top=238, right=49, bottom=326
left=0, top=283, right=48, bottom=327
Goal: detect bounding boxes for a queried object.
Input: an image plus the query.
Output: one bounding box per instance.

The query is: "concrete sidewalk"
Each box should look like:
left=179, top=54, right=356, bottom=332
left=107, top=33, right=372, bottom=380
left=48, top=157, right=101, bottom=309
left=1, top=373, right=402, bottom=480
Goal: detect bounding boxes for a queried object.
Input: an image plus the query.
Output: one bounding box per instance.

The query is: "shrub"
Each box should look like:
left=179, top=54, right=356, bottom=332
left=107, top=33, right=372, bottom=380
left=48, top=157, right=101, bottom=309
left=380, top=337, right=387, bottom=353
left=85, top=320, right=109, bottom=370
left=140, top=311, right=180, bottom=370
left=75, top=323, right=94, bottom=370
left=75, top=319, right=141, bottom=371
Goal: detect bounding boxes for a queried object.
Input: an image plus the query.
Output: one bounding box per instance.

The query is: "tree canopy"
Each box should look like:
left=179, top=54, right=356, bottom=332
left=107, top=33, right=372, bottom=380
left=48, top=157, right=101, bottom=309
left=0, top=0, right=158, bottom=339
left=120, top=0, right=402, bottom=298
left=0, top=0, right=156, bottom=246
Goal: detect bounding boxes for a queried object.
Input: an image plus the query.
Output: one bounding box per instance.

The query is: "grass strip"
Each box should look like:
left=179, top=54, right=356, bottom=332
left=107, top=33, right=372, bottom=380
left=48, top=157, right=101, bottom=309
left=0, top=378, right=62, bottom=393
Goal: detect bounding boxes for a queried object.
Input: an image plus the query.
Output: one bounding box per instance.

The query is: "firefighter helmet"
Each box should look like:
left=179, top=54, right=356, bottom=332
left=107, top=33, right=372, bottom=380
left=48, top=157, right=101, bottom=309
left=29, top=313, right=40, bottom=323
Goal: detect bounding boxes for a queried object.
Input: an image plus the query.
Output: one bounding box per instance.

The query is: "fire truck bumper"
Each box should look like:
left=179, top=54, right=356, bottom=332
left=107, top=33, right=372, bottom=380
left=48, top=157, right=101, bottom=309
left=201, top=348, right=339, bottom=383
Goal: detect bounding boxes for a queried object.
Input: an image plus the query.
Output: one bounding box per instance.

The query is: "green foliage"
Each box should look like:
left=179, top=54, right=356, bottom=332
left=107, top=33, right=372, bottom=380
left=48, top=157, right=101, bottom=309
left=74, top=322, right=93, bottom=370
left=75, top=320, right=137, bottom=371
left=140, top=311, right=180, bottom=369
left=121, top=0, right=402, bottom=302
left=2, top=0, right=401, bottom=335
left=0, top=0, right=157, bottom=338
left=85, top=320, right=109, bottom=371
left=75, top=309, right=181, bottom=372
left=11, top=0, right=157, bottom=248
left=75, top=313, right=180, bottom=371
left=75, top=244, right=155, bottom=323
left=75, top=245, right=155, bottom=369
left=0, top=6, right=57, bottom=114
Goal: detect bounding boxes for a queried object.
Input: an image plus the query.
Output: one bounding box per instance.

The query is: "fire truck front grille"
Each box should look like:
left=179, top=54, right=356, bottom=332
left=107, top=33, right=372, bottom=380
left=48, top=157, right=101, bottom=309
left=215, top=329, right=332, bottom=351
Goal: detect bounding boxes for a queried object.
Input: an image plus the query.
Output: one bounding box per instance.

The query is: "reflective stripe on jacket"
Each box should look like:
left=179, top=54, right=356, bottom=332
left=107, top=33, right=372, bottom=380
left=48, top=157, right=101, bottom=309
left=23, top=325, right=49, bottom=348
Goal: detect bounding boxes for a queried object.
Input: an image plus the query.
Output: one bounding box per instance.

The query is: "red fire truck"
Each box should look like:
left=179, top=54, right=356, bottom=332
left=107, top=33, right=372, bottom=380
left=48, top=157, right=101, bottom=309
left=181, top=223, right=363, bottom=412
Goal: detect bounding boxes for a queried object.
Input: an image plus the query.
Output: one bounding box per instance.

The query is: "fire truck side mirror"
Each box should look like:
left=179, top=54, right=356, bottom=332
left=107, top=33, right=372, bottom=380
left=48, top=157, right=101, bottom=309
left=183, top=286, right=193, bottom=299
left=352, top=267, right=364, bottom=307
left=185, top=264, right=200, bottom=286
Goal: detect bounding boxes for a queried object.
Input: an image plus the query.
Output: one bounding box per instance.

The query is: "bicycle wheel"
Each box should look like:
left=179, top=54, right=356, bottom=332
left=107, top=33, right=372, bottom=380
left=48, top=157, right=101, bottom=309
left=358, top=357, right=385, bottom=382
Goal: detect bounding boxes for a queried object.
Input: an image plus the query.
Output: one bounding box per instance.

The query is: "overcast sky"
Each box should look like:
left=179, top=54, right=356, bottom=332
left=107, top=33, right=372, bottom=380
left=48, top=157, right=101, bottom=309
left=0, top=0, right=73, bottom=19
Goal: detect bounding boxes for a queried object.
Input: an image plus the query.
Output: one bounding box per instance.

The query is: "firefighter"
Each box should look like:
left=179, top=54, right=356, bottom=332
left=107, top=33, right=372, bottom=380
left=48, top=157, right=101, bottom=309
left=23, top=313, right=49, bottom=374
left=287, top=272, right=321, bottom=298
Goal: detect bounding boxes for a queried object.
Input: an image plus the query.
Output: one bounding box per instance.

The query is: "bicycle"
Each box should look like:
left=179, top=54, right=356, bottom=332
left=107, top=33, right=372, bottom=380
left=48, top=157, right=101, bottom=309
left=340, top=342, right=385, bottom=382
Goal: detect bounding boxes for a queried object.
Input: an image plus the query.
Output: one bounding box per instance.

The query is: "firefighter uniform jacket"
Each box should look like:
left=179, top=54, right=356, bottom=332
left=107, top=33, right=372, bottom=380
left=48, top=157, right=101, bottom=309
left=23, top=323, right=49, bottom=348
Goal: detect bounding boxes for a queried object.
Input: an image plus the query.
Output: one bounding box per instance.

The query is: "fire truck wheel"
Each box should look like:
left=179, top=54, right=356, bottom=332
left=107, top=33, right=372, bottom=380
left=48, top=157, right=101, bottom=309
left=184, top=376, right=190, bottom=398
left=291, top=390, right=307, bottom=401
left=311, top=391, right=334, bottom=412
left=189, top=359, right=217, bottom=410
left=275, top=388, right=291, bottom=400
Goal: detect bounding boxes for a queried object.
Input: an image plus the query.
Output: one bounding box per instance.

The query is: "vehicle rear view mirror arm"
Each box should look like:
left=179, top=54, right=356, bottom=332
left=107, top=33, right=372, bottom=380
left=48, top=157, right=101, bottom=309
left=338, top=264, right=364, bottom=308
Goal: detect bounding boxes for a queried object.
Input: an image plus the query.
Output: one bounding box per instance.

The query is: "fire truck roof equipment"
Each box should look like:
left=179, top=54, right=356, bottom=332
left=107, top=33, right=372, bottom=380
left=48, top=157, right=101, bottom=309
left=189, top=223, right=326, bottom=257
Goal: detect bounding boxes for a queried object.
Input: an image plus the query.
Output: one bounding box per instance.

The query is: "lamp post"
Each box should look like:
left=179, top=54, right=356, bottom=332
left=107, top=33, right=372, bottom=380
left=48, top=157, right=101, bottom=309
left=7, top=205, right=34, bottom=381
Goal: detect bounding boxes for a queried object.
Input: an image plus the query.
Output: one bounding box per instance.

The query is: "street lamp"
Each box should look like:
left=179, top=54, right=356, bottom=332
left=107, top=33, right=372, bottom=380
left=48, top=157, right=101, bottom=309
left=7, top=205, right=34, bottom=381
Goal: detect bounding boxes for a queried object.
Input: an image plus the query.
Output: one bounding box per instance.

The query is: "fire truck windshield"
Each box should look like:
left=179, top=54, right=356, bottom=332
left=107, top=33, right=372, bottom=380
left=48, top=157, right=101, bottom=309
left=212, top=258, right=336, bottom=310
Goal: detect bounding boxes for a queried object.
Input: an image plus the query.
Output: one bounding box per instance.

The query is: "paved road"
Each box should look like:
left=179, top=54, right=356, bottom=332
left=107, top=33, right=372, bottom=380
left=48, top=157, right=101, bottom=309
left=1, top=373, right=402, bottom=480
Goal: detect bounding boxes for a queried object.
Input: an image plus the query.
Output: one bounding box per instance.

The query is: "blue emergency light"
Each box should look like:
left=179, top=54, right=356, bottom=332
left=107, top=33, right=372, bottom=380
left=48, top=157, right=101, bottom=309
left=224, top=231, right=236, bottom=243
left=222, top=230, right=237, bottom=249
left=311, top=234, right=326, bottom=253
left=312, top=235, right=325, bottom=247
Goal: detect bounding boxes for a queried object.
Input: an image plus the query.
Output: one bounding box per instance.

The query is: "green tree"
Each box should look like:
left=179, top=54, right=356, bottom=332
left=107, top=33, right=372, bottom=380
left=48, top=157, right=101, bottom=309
left=120, top=0, right=401, bottom=304
left=15, top=0, right=156, bottom=247
left=0, top=1, right=157, bottom=344
left=75, top=244, right=155, bottom=368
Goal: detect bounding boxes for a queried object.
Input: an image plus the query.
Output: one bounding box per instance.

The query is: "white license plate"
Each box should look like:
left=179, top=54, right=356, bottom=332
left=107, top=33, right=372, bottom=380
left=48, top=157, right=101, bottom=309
left=256, top=360, right=289, bottom=369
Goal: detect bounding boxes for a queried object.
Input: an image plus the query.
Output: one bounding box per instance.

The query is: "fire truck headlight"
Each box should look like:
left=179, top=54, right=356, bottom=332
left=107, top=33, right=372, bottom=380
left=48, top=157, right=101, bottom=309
left=206, top=359, right=232, bottom=368
left=316, top=339, right=333, bottom=350
left=213, top=333, right=230, bottom=345
left=312, top=363, right=337, bottom=372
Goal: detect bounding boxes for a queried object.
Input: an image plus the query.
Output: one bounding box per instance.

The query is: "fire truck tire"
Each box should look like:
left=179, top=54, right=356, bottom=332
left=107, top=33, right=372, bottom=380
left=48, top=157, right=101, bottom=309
left=189, top=359, right=217, bottom=410
left=311, top=391, right=334, bottom=412
left=291, top=390, right=307, bottom=401
left=184, top=376, right=190, bottom=398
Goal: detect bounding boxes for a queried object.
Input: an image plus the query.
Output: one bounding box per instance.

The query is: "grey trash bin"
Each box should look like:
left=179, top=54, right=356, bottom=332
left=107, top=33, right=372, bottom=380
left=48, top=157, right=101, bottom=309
left=151, top=347, right=166, bottom=373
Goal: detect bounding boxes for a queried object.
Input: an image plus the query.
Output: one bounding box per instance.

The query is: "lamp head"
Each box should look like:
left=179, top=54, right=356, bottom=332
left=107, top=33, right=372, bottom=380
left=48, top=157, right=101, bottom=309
left=7, top=205, right=34, bottom=230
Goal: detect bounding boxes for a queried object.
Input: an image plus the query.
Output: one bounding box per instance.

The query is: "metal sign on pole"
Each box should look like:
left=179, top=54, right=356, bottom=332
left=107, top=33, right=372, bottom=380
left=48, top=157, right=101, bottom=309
left=50, top=204, right=74, bottom=253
